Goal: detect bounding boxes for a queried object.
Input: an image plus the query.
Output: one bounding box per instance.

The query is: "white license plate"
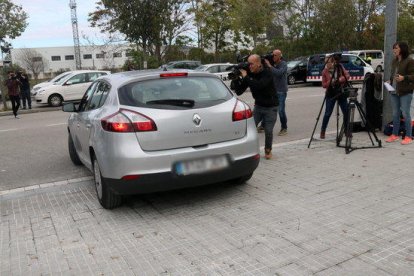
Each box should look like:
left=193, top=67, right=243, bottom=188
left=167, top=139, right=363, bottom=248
left=175, top=155, right=229, bottom=176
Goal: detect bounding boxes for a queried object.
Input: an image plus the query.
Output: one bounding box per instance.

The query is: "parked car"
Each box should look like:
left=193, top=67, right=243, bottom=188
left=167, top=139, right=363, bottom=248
left=63, top=70, right=260, bottom=209
left=31, top=71, right=72, bottom=96
left=347, top=50, right=384, bottom=72
left=307, top=53, right=374, bottom=83
left=194, top=63, right=235, bottom=81
left=160, top=60, right=201, bottom=70
left=286, top=57, right=308, bottom=85
left=34, top=70, right=110, bottom=107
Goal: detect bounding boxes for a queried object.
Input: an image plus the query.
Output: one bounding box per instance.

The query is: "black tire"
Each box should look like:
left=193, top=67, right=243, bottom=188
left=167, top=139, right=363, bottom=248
left=68, top=134, right=82, bottom=166
left=232, top=173, right=253, bottom=185
left=375, top=65, right=382, bottom=73
left=48, top=94, right=63, bottom=107
left=288, top=74, right=296, bottom=85
left=92, top=156, right=122, bottom=209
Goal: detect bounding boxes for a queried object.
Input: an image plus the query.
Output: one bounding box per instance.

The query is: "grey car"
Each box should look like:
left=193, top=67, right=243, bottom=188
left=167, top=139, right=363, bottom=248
left=63, top=70, right=260, bottom=209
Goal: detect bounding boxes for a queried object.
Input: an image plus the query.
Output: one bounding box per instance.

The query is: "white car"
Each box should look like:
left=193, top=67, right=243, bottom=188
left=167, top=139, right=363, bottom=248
left=31, top=71, right=73, bottom=96
left=34, top=70, right=110, bottom=107
left=194, top=63, right=235, bottom=81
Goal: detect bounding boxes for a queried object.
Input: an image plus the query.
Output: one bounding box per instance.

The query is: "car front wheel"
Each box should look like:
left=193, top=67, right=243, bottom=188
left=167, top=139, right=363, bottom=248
left=288, top=75, right=296, bottom=85
left=48, top=94, right=63, bottom=107
left=93, top=156, right=122, bottom=209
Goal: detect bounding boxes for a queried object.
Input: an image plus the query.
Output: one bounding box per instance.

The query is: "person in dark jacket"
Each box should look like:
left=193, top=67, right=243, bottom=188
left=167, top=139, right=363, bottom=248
left=17, top=70, right=31, bottom=109
left=4, top=71, right=21, bottom=118
left=385, top=41, right=414, bottom=145
left=231, top=54, right=279, bottom=159
left=265, top=49, right=288, bottom=136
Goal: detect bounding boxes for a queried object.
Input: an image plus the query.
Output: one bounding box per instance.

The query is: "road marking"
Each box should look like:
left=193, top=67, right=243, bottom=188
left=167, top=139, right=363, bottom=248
left=46, top=123, right=66, bottom=127
left=0, top=176, right=93, bottom=196
left=0, top=128, right=18, bottom=132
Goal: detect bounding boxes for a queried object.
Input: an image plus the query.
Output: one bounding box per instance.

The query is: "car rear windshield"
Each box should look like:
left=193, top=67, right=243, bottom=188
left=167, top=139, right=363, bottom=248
left=118, top=76, right=233, bottom=109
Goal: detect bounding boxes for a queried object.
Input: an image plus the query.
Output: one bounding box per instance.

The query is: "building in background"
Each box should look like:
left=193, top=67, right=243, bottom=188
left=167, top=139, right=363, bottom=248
left=10, top=44, right=132, bottom=79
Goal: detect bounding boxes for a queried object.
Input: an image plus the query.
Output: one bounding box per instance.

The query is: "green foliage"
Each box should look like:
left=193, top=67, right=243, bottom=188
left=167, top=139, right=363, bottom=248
left=89, top=0, right=189, bottom=62
left=87, top=0, right=414, bottom=66
left=0, top=0, right=28, bottom=41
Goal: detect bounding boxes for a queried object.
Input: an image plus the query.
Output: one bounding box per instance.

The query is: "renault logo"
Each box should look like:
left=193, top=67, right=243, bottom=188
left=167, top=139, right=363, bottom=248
left=193, top=114, right=202, bottom=126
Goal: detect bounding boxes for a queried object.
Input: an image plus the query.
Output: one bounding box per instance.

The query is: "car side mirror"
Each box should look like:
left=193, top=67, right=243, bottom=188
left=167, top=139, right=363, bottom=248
left=62, top=102, right=77, bottom=112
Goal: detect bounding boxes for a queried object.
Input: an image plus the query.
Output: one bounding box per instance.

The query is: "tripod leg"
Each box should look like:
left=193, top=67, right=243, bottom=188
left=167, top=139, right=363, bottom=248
left=345, top=102, right=355, bottom=154
left=308, top=95, right=327, bottom=148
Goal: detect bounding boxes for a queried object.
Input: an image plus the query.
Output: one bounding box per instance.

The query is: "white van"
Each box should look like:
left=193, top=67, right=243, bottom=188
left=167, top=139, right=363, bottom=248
left=347, top=50, right=384, bottom=72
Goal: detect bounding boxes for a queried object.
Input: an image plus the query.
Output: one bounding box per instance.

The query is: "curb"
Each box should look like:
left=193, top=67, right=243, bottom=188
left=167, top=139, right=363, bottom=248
left=0, top=102, right=60, bottom=117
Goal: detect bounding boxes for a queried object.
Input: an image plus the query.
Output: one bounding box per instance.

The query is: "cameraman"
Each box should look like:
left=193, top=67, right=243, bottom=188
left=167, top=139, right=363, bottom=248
left=231, top=54, right=278, bottom=159
left=320, top=55, right=350, bottom=139
left=265, top=49, right=288, bottom=136
left=4, top=71, right=21, bottom=118
left=17, top=70, right=31, bottom=109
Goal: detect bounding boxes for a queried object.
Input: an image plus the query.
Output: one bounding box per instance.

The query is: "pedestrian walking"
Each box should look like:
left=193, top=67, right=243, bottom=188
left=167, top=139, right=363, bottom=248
left=385, top=41, right=414, bottom=145
left=231, top=54, right=278, bottom=159
left=17, top=70, right=31, bottom=109
left=265, top=49, right=288, bottom=136
left=4, top=71, right=21, bottom=118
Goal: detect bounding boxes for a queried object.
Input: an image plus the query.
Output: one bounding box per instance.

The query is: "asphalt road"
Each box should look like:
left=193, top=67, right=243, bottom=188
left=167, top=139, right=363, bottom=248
left=0, top=83, right=343, bottom=191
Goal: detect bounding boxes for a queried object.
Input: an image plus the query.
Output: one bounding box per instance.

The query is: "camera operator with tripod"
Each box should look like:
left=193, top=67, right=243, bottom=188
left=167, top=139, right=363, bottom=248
left=320, top=54, right=350, bottom=139
left=231, top=54, right=278, bottom=159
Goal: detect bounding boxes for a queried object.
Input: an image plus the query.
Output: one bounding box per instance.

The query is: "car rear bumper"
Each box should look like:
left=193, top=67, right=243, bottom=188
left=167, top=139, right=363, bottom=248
left=103, top=154, right=260, bottom=195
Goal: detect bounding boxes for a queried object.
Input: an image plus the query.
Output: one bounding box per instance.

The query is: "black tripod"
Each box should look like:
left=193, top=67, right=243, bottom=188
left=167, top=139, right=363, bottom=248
left=336, top=93, right=382, bottom=154
left=308, top=60, right=346, bottom=149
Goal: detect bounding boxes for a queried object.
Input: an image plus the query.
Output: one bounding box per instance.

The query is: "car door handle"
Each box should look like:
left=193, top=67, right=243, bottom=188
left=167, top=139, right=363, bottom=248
left=86, top=124, right=91, bottom=129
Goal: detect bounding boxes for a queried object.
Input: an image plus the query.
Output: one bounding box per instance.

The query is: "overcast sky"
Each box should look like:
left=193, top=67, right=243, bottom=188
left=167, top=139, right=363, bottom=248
left=11, top=0, right=107, bottom=49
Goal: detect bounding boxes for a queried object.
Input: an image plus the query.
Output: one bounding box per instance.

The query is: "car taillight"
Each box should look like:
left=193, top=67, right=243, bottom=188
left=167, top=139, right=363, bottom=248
left=232, top=100, right=253, bottom=121
left=160, top=72, right=188, bottom=78
left=101, top=109, right=157, bottom=132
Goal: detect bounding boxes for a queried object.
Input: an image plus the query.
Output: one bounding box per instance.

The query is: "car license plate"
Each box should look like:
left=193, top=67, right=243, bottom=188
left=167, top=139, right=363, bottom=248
left=174, top=155, right=229, bottom=176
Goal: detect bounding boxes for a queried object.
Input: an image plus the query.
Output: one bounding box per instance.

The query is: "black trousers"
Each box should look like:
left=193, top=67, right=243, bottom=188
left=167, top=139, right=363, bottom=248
left=10, top=95, right=20, bottom=117
left=20, top=88, right=31, bottom=108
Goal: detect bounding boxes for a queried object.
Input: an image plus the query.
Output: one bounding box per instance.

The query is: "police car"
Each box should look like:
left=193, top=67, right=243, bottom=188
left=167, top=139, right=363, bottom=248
left=307, top=53, right=374, bottom=84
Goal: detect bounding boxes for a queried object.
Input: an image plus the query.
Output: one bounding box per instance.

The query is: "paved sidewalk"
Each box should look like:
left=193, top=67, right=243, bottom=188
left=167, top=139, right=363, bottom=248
left=1, top=134, right=413, bottom=275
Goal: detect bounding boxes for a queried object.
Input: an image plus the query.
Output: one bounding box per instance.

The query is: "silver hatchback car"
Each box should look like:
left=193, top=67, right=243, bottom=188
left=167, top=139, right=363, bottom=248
left=63, top=70, right=260, bottom=209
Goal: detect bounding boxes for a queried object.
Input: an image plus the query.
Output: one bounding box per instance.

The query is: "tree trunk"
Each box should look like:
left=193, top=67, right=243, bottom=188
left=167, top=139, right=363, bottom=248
left=1, top=89, right=9, bottom=111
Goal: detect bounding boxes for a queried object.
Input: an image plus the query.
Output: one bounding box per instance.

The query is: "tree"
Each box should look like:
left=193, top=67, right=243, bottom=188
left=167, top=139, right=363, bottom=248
left=16, top=49, right=48, bottom=80
left=89, top=0, right=191, bottom=66
left=0, top=0, right=28, bottom=41
left=0, top=0, right=28, bottom=111
left=228, top=0, right=275, bottom=48
left=192, top=0, right=232, bottom=60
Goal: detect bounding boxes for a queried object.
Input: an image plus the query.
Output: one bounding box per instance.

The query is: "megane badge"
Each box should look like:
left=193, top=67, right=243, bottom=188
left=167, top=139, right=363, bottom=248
left=193, top=114, right=202, bottom=126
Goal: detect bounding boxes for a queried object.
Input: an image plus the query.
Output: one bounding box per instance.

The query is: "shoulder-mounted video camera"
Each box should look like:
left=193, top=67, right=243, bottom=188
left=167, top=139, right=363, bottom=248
left=227, top=52, right=275, bottom=81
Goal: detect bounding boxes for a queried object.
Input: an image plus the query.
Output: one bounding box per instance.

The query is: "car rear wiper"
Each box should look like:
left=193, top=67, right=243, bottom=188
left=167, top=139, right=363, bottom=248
left=146, top=99, right=195, bottom=107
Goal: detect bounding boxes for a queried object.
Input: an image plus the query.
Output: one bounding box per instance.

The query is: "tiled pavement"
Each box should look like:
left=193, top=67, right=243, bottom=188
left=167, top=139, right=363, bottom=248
left=1, top=134, right=413, bottom=275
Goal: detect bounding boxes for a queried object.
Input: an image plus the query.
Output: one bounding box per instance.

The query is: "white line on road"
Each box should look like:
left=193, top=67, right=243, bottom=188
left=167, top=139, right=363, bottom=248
left=0, top=129, right=18, bottom=132
left=46, top=123, right=66, bottom=127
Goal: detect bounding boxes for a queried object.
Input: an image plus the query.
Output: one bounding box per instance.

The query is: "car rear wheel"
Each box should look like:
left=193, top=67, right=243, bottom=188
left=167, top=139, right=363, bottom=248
left=93, top=156, right=122, bottom=209
left=68, top=134, right=82, bottom=166
left=288, top=75, right=296, bottom=85
left=232, top=173, right=253, bottom=185
left=48, top=94, right=63, bottom=107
